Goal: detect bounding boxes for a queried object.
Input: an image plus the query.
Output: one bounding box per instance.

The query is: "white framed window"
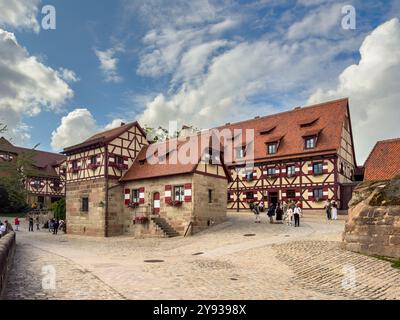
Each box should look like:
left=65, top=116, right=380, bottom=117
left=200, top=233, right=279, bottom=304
left=131, top=189, right=139, bottom=203
left=174, top=186, right=184, bottom=201
left=305, top=137, right=316, bottom=149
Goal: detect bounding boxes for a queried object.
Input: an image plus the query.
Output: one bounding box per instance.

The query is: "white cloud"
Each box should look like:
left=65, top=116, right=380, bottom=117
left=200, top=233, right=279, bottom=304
left=51, top=109, right=128, bottom=150
left=0, top=0, right=40, bottom=32
left=308, top=18, right=400, bottom=164
left=94, top=46, right=124, bottom=83
left=209, top=18, right=240, bottom=34
left=288, top=2, right=345, bottom=39
left=104, top=118, right=127, bottom=130
left=58, top=68, right=80, bottom=83
left=138, top=35, right=358, bottom=129
left=51, top=109, right=98, bottom=150
left=0, top=28, right=73, bottom=145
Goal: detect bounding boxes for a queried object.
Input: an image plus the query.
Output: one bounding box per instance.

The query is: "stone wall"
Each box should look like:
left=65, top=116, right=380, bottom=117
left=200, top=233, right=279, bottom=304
left=192, top=173, right=227, bottom=233
left=343, top=178, right=400, bottom=259
left=0, top=232, right=16, bottom=299
left=66, top=178, right=107, bottom=237
left=123, top=173, right=227, bottom=236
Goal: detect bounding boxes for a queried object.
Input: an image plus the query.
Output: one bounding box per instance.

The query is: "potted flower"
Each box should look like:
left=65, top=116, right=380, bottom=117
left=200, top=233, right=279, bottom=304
left=169, top=200, right=183, bottom=207
left=134, top=216, right=149, bottom=224
left=128, top=202, right=139, bottom=208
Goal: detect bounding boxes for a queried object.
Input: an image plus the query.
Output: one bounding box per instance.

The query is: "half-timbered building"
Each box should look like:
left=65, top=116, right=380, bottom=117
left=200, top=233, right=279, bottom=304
left=119, top=133, right=230, bottom=236
left=0, top=137, right=66, bottom=207
left=62, top=122, right=148, bottom=236
left=218, top=98, right=357, bottom=211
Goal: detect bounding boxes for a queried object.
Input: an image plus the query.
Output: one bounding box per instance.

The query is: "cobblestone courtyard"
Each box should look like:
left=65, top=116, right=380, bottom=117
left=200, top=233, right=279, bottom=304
left=3, top=212, right=400, bottom=300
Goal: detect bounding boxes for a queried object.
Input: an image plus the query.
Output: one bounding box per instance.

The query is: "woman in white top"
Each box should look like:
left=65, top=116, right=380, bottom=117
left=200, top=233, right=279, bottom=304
left=286, top=207, right=293, bottom=226
left=331, top=200, right=338, bottom=220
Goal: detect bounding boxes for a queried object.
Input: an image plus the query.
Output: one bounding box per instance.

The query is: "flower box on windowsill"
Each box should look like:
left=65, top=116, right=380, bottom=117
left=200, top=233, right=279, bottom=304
left=267, top=174, right=277, bottom=179
left=286, top=174, right=296, bottom=178
left=87, top=164, right=100, bottom=170
left=69, top=168, right=79, bottom=173
left=313, top=172, right=323, bottom=176
left=111, top=163, right=129, bottom=170
left=128, top=202, right=139, bottom=208
left=134, top=216, right=149, bottom=224
left=168, top=200, right=183, bottom=207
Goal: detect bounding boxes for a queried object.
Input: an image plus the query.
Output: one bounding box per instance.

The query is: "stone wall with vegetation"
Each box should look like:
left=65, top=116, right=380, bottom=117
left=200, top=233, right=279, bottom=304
left=0, top=232, right=16, bottom=299
left=343, top=177, right=400, bottom=259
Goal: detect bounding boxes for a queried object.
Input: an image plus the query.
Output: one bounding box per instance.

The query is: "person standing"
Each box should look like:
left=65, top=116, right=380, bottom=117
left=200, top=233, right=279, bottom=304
left=53, top=219, right=59, bottom=235
left=293, top=204, right=302, bottom=227
left=259, top=201, right=264, bottom=213
left=253, top=202, right=261, bottom=223
left=14, top=217, right=20, bottom=231
left=331, top=200, right=338, bottom=220
left=324, top=199, right=332, bottom=220
left=48, top=219, right=53, bottom=233
left=28, top=217, right=34, bottom=232
left=267, top=204, right=275, bottom=224
left=286, top=206, right=293, bottom=226
left=0, top=223, right=6, bottom=237
left=35, top=216, right=40, bottom=230
left=275, top=203, right=283, bottom=223
left=4, top=220, right=13, bottom=233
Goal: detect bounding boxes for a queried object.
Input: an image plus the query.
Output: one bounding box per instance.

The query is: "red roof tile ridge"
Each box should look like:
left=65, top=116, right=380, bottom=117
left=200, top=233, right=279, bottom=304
left=215, top=97, right=348, bottom=129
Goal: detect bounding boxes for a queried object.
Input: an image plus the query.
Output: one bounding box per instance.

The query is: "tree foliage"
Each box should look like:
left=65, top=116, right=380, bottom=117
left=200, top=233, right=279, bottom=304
left=144, top=125, right=200, bottom=143
left=51, top=198, right=66, bottom=220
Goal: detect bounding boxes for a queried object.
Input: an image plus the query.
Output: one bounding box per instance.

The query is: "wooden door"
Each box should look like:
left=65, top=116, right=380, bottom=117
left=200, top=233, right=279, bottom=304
left=153, top=192, right=160, bottom=215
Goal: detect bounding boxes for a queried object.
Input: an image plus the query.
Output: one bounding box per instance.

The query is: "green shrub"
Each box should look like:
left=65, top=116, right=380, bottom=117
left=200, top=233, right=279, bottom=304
left=51, top=198, right=66, bottom=220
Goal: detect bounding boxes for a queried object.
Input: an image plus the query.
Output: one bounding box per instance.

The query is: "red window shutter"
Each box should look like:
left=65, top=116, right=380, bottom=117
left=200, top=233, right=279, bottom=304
left=323, top=161, right=329, bottom=174
left=165, top=185, right=172, bottom=203
left=323, top=187, right=329, bottom=200
left=124, top=188, right=130, bottom=205
left=184, top=183, right=192, bottom=202
left=139, top=187, right=145, bottom=204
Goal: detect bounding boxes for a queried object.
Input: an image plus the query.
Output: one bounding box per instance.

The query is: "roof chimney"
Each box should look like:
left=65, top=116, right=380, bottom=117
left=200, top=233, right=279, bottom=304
left=294, top=107, right=301, bottom=110
left=254, top=116, right=260, bottom=119
left=120, top=122, right=126, bottom=126
left=225, top=122, right=231, bottom=126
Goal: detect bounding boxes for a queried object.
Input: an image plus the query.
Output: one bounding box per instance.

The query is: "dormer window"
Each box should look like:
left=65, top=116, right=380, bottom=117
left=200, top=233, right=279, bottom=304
left=268, top=143, right=277, bottom=155
left=139, top=160, right=145, bottom=165
left=305, top=136, right=316, bottom=149
left=90, top=156, right=97, bottom=165
left=72, top=160, right=78, bottom=169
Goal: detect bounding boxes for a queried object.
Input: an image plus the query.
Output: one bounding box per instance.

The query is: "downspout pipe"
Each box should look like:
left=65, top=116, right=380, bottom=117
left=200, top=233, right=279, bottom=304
left=104, top=146, right=109, bottom=237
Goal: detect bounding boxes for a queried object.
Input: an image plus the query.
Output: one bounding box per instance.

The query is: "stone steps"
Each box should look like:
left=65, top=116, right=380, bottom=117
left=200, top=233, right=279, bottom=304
left=151, top=217, right=180, bottom=238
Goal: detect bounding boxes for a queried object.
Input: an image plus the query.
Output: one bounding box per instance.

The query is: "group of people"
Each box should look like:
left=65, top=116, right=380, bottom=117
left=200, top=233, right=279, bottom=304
left=0, top=220, right=14, bottom=237
left=324, top=199, right=338, bottom=220
left=27, top=216, right=40, bottom=232
left=47, top=218, right=65, bottom=235
left=251, top=201, right=302, bottom=227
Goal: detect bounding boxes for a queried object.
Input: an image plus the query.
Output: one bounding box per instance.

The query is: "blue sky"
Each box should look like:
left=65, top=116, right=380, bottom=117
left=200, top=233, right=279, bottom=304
left=0, top=0, right=399, bottom=163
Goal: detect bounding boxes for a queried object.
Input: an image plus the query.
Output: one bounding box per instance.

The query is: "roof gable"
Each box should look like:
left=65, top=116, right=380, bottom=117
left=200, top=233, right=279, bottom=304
left=364, top=138, right=400, bottom=181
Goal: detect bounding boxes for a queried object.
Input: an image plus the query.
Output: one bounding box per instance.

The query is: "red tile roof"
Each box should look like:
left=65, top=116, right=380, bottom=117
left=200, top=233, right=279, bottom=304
left=121, top=133, right=230, bottom=182
left=215, top=98, right=353, bottom=165
left=0, top=137, right=65, bottom=177
left=63, top=121, right=147, bottom=153
left=364, top=138, right=400, bottom=181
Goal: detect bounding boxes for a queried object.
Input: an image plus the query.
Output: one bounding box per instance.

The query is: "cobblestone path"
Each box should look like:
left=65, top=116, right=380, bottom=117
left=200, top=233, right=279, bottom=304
left=273, top=240, right=400, bottom=300
left=4, top=242, right=124, bottom=300
left=2, top=213, right=400, bottom=300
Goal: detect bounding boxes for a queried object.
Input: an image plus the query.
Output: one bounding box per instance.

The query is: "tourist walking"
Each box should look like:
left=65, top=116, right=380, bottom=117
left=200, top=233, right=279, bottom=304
left=48, top=219, right=53, bottom=233
left=267, top=204, right=275, bottom=224
left=14, top=217, right=20, bottom=231
left=275, top=203, right=283, bottom=223
left=35, top=216, right=40, bottom=230
left=259, top=201, right=265, bottom=213
left=28, top=217, right=34, bottom=232
left=253, top=202, right=261, bottom=223
left=286, top=206, right=293, bottom=226
left=293, top=204, right=302, bottom=227
left=324, top=199, right=332, bottom=220
left=331, top=200, right=338, bottom=220
left=53, top=219, right=59, bottom=235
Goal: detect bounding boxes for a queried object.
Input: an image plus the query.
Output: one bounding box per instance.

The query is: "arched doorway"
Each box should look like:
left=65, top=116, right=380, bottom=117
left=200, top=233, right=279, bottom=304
left=153, top=192, right=160, bottom=215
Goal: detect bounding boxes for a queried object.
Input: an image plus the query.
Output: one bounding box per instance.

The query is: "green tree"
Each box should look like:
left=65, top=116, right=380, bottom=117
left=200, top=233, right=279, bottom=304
left=51, top=198, right=66, bottom=220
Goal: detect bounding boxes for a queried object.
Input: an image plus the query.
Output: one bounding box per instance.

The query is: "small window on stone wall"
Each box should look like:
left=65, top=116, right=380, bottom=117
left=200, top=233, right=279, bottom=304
left=208, top=189, right=213, bottom=203
left=82, top=197, right=89, bottom=212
